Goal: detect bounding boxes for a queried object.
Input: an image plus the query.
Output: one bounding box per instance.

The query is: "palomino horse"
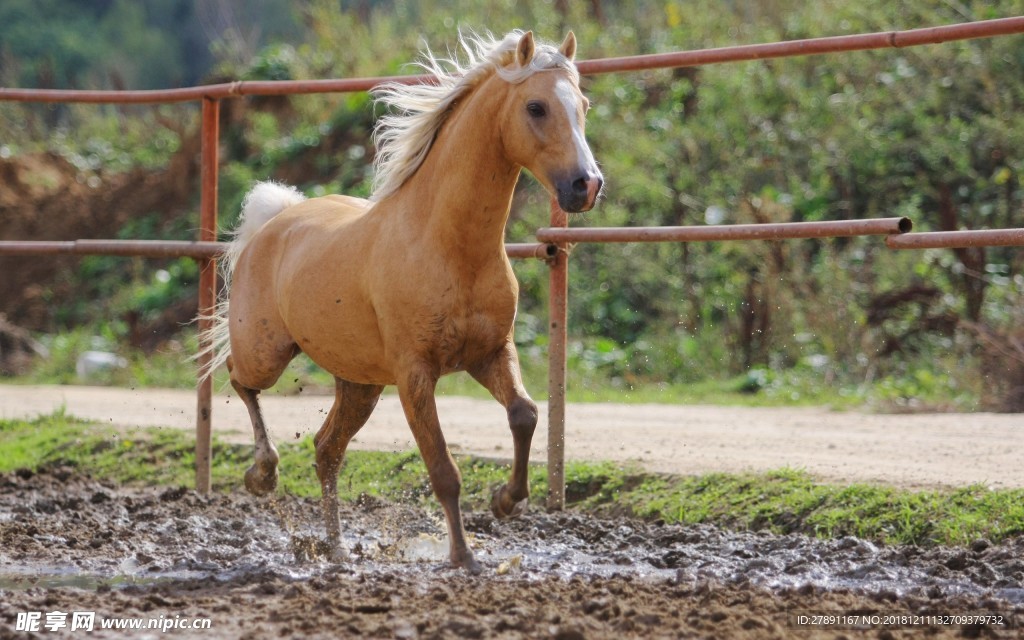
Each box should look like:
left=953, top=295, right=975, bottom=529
left=200, top=30, right=602, bottom=573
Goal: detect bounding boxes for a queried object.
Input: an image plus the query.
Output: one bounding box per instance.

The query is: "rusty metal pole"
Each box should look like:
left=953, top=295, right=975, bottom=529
left=3, top=17, right=1022, bottom=105
left=196, top=97, right=220, bottom=495
left=546, top=196, right=569, bottom=511
left=536, top=217, right=912, bottom=244
left=886, top=228, right=1024, bottom=249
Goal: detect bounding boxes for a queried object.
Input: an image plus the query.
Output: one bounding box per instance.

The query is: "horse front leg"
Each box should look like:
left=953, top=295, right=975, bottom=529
left=397, top=366, right=481, bottom=574
left=469, top=340, right=538, bottom=520
left=314, top=378, right=383, bottom=545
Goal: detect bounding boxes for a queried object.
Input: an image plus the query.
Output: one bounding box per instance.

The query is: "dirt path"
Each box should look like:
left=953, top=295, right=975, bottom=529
left=2, top=384, right=1022, bottom=489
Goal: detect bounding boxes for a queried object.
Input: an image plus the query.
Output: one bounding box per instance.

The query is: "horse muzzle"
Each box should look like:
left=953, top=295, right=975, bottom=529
left=556, top=171, right=604, bottom=213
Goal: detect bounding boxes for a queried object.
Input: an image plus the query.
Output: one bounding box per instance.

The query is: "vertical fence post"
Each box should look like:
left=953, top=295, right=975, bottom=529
left=195, top=97, right=220, bottom=495
left=546, top=196, right=569, bottom=511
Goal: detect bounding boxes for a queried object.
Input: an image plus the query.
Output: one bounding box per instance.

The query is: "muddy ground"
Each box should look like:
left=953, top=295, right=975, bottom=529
left=1, top=468, right=1023, bottom=638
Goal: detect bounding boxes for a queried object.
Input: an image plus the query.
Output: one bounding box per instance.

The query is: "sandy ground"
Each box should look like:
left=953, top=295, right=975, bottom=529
left=1, top=384, right=1022, bottom=490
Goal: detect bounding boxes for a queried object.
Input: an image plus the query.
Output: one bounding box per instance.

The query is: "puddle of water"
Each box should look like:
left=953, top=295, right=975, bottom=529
left=0, top=565, right=206, bottom=591
left=5, top=544, right=1020, bottom=606
left=6, top=518, right=1015, bottom=606
left=997, top=588, right=1024, bottom=604
left=394, top=533, right=448, bottom=562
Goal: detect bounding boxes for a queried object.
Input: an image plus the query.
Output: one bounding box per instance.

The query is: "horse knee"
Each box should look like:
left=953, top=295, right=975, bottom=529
left=508, top=396, right=538, bottom=438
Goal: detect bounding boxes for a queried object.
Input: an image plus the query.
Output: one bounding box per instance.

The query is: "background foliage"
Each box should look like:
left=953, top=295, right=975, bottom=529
left=2, top=0, right=1024, bottom=409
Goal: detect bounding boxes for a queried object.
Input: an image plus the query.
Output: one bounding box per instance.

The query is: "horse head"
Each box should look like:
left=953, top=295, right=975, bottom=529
left=498, top=31, right=603, bottom=213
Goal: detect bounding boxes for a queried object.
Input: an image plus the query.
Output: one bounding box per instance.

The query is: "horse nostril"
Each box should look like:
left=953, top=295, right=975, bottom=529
left=560, top=173, right=602, bottom=211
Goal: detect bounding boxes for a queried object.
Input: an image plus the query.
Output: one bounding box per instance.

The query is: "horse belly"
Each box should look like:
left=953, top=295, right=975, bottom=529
left=306, top=345, right=394, bottom=386
left=270, top=208, right=395, bottom=385
left=285, top=302, right=394, bottom=386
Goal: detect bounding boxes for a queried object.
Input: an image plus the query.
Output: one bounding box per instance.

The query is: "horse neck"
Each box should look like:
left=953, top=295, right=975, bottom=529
left=391, top=77, right=520, bottom=260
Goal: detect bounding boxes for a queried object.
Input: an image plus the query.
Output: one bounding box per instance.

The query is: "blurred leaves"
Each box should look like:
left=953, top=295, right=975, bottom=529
left=4, top=0, right=1024, bottom=406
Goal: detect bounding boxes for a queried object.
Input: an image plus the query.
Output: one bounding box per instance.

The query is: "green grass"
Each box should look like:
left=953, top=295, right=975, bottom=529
left=610, top=469, right=1024, bottom=546
left=3, top=412, right=1021, bottom=548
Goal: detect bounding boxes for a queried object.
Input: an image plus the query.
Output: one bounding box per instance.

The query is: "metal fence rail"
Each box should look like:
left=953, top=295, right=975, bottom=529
left=3, top=17, right=1022, bottom=103
left=0, top=240, right=224, bottom=259
left=887, top=229, right=1024, bottom=249
left=536, top=218, right=912, bottom=244
left=0, top=240, right=554, bottom=262
left=2, top=15, right=1023, bottom=506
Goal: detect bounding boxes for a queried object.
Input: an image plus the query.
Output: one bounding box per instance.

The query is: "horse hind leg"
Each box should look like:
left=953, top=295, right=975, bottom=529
left=231, top=376, right=280, bottom=496
left=228, top=347, right=296, bottom=496
left=314, top=378, right=383, bottom=545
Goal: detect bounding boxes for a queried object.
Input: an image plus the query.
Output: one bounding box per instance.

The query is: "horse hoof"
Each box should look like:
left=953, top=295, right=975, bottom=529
left=455, top=555, right=483, bottom=576
left=325, top=537, right=349, bottom=563
left=244, top=462, right=278, bottom=496
left=490, top=487, right=528, bottom=520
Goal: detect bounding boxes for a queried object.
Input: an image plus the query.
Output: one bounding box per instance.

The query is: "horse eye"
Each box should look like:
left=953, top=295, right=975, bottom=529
left=526, top=102, right=547, bottom=118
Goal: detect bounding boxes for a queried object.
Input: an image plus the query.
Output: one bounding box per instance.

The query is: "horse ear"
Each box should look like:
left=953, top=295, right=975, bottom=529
left=516, top=31, right=536, bottom=67
left=559, top=31, right=577, bottom=61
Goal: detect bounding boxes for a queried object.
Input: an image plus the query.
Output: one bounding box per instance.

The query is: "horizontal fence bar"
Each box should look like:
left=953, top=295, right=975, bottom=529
left=19, top=225, right=1024, bottom=258
left=0, top=239, right=554, bottom=260
left=576, top=16, right=1024, bottom=75
left=505, top=242, right=558, bottom=260
left=536, top=217, right=912, bottom=244
left=2, top=17, right=1022, bottom=104
left=886, top=228, right=1024, bottom=249
left=0, top=74, right=431, bottom=105
left=0, top=239, right=224, bottom=258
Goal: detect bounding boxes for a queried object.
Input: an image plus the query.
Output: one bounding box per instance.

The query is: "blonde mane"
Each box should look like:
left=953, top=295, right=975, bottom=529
left=370, top=30, right=578, bottom=201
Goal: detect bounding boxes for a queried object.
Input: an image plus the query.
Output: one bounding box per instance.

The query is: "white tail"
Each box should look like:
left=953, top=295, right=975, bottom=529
left=195, top=182, right=306, bottom=381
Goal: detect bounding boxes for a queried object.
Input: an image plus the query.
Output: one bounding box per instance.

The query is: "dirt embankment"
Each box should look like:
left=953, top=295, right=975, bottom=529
left=0, top=96, right=367, bottom=339
left=0, top=142, right=202, bottom=332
